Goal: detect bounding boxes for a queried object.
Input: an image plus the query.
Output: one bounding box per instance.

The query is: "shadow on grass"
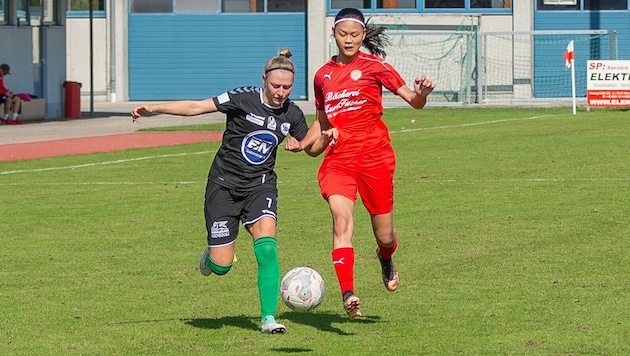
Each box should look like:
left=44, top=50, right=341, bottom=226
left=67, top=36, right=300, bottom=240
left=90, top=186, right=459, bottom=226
left=185, top=315, right=259, bottom=332
left=268, top=347, right=314, bottom=353
left=185, top=311, right=381, bottom=335
left=278, top=310, right=381, bottom=335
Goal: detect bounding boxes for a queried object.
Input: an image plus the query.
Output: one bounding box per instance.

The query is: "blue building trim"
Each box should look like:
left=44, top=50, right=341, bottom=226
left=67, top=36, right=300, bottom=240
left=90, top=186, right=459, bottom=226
left=128, top=13, right=307, bottom=101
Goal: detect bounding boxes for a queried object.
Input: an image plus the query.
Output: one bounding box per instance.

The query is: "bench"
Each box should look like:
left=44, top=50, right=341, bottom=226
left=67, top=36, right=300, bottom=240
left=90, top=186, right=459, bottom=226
left=20, top=98, right=46, bottom=122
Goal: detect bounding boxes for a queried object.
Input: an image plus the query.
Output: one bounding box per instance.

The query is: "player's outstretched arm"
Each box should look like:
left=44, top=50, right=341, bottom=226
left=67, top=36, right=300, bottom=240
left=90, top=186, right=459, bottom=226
left=131, top=98, right=218, bottom=122
left=397, top=75, right=436, bottom=109
left=285, top=111, right=335, bottom=157
left=306, top=127, right=338, bottom=157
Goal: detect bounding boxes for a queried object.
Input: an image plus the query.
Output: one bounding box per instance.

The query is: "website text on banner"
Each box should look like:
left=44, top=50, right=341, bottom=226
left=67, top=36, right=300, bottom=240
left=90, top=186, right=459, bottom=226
left=587, top=60, right=630, bottom=107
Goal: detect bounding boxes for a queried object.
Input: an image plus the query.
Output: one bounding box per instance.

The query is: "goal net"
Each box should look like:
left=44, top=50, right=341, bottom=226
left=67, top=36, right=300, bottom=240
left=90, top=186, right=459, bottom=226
left=478, top=30, right=617, bottom=102
left=329, top=29, right=476, bottom=105
left=329, top=29, right=617, bottom=104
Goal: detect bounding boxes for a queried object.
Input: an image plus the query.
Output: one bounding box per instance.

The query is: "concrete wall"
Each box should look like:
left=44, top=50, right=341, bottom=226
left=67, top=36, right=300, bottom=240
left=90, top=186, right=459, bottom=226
left=44, top=26, right=69, bottom=118
left=0, top=27, right=36, bottom=95
left=65, top=18, right=108, bottom=100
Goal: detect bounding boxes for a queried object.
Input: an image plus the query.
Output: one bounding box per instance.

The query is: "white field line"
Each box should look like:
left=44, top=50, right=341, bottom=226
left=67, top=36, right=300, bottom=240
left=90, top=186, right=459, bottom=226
left=389, top=114, right=556, bottom=134
left=2, top=177, right=628, bottom=188
left=1, top=115, right=551, bottom=177
left=410, top=177, right=630, bottom=183
left=0, top=151, right=213, bottom=176
left=1, top=115, right=627, bottom=184
left=0, top=181, right=203, bottom=186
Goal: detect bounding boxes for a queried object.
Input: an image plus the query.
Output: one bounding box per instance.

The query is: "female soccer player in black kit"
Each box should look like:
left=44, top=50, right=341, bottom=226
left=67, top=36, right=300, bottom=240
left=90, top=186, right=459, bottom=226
left=131, top=49, right=330, bottom=334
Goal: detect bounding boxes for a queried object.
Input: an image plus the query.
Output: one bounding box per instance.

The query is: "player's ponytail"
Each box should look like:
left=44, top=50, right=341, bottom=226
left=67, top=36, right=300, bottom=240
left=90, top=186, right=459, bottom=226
left=364, top=19, right=389, bottom=58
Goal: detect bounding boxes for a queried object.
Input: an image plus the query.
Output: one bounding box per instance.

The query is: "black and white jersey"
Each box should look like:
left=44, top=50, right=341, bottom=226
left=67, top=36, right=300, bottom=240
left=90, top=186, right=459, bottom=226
left=208, top=86, right=308, bottom=190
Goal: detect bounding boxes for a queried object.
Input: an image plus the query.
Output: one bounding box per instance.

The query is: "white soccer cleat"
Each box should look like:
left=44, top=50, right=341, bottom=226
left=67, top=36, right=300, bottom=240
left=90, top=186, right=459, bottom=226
left=260, top=316, right=286, bottom=334
left=199, top=246, right=211, bottom=276
left=344, top=295, right=362, bottom=319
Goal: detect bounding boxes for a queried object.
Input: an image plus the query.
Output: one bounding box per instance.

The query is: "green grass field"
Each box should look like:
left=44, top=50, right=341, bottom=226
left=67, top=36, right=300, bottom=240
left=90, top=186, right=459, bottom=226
left=1, top=106, right=628, bottom=355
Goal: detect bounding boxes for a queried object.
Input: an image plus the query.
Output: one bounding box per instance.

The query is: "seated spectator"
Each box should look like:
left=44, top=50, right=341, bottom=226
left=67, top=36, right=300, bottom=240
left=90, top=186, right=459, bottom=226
left=0, top=64, right=24, bottom=125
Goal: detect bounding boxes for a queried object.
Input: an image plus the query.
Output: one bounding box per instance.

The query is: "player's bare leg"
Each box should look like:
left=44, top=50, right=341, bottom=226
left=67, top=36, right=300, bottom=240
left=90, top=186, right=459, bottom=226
left=372, top=212, right=399, bottom=291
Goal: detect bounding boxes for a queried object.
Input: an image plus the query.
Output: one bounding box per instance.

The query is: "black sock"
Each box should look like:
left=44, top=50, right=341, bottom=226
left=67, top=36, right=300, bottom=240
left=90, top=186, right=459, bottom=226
left=342, top=290, right=354, bottom=302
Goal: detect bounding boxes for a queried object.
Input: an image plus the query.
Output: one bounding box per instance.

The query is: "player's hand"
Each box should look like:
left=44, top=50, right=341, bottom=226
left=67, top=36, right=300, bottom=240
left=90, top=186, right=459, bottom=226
left=414, top=75, right=435, bottom=97
left=323, top=127, right=339, bottom=146
left=284, top=136, right=303, bottom=152
left=131, top=105, right=152, bottom=123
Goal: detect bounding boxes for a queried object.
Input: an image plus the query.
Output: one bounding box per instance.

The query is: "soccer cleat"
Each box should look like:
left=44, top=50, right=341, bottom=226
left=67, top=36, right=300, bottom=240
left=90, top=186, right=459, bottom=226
left=4, top=119, right=14, bottom=125
left=377, top=248, right=399, bottom=292
left=343, top=295, right=362, bottom=319
left=260, top=316, right=286, bottom=334
left=14, top=118, right=24, bottom=124
left=199, top=246, right=211, bottom=276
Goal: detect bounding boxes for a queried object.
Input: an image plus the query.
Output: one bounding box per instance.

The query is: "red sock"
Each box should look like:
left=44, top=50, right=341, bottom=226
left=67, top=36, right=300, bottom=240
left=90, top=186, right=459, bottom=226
left=332, top=247, right=355, bottom=295
left=378, top=235, right=398, bottom=260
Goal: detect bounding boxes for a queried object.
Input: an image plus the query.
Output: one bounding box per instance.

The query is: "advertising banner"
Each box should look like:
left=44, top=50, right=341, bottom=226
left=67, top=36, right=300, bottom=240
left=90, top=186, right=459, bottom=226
left=587, top=60, right=630, bottom=107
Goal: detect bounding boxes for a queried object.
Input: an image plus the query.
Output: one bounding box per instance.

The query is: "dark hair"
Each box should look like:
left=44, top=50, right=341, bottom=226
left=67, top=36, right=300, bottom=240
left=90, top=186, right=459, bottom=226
left=264, top=48, right=295, bottom=74
left=334, top=8, right=389, bottom=58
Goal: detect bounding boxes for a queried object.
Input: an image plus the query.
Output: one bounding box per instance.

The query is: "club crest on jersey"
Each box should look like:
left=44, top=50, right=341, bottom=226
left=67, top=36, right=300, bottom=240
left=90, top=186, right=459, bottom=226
left=242, top=130, right=279, bottom=165
left=267, top=117, right=277, bottom=131
left=280, top=122, right=291, bottom=136
left=350, top=70, right=362, bottom=81
left=246, top=113, right=265, bottom=126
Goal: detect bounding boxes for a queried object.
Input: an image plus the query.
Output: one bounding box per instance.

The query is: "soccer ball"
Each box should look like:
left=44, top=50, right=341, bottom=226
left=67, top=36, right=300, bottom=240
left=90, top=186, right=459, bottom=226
left=280, top=267, right=325, bottom=311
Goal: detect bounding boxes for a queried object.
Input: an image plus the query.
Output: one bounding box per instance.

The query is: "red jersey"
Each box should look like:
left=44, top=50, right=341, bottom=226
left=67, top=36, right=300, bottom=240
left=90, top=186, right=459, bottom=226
left=314, top=52, right=406, bottom=157
left=0, top=76, right=9, bottom=95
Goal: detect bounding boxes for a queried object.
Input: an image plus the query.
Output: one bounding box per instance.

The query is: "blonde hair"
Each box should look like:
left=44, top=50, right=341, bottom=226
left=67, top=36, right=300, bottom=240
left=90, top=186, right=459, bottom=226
left=264, top=48, right=295, bottom=74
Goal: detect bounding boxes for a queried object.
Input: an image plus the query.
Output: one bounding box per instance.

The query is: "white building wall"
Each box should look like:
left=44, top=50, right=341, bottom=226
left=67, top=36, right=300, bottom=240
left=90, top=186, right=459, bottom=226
left=65, top=18, right=108, bottom=101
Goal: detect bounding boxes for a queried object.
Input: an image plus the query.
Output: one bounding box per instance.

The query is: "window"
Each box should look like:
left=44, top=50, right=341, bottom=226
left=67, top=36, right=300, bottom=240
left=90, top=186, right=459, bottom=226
left=377, top=0, right=416, bottom=9
left=537, top=0, right=580, bottom=10
left=471, top=0, right=510, bottom=8
left=67, top=0, right=105, bottom=11
left=425, top=0, right=465, bottom=8
left=221, top=0, right=305, bottom=13
left=175, top=0, right=219, bottom=13
left=131, top=0, right=173, bottom=13
left=331, top=0, right=370, bottom=9
left=222, top=0, right=263, bottom=12
left=584, top=0, right=627, bottom=10
left=330, top=0, right=512, bottom=11
left=17, top=0, right=56, bottom=24
left=268, top=0, right=306, bottom=12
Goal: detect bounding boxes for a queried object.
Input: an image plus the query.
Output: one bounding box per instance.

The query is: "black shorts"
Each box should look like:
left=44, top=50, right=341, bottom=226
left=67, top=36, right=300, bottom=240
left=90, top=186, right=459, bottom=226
left=204, top=180, right=278, bottom=247
left=0, top=95, right=7, bottom=104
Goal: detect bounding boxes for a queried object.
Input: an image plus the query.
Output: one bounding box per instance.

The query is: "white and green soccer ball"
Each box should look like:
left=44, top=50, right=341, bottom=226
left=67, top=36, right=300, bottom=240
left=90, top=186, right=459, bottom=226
left=280, top=266, right=325, bottom=312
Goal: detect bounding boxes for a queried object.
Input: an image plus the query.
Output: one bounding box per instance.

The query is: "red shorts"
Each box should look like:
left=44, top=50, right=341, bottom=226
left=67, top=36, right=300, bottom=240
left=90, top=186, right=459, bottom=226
left=318, top=145, right=396, bottom=215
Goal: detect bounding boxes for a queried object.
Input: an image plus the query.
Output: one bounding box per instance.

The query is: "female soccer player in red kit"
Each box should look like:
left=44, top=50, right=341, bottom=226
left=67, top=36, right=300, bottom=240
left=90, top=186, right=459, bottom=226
left=287, top=7, right=436, bottom=319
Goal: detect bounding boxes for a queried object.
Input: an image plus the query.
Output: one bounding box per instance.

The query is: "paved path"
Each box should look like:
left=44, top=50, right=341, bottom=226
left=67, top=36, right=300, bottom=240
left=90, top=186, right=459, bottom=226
left=0, top=100, right=316, bottom=162
left=0, top=101, right=226, bottom=145
left=0, top=100, right=316, bottom=145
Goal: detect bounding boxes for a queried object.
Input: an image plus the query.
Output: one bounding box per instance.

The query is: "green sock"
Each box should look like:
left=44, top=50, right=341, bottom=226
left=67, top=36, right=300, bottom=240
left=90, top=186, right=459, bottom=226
left=206, top=255, right=232, bottom=275
left=253, top=237, right=280, bottom=322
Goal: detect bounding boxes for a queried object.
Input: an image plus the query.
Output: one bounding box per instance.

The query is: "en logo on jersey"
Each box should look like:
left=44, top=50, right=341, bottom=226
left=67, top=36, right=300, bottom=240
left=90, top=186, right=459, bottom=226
left=242, top=130, right=278, bottom=165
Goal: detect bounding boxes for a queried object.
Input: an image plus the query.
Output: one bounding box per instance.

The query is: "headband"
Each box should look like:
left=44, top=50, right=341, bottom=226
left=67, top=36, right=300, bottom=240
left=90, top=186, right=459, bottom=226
left=333, top=18, right=365, bottom=27
left=265, top=66, right=295, bottom=74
